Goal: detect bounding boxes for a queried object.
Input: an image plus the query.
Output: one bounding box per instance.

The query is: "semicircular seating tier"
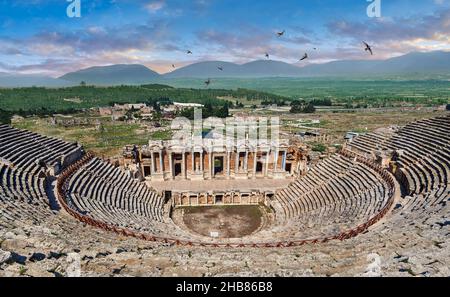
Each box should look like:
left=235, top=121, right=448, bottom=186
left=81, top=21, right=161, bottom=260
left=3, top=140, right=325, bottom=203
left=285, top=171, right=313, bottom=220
left=0, top=114, right=449, bottom=247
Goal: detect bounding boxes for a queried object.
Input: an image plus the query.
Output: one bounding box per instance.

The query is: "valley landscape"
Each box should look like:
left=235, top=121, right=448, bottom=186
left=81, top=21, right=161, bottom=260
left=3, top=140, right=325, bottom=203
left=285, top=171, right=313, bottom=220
left=0, top=0, right=449, bottom=282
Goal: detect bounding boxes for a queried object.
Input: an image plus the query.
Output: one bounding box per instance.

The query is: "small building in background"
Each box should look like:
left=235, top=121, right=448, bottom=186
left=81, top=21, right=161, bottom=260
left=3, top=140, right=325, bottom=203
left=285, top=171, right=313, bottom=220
left=99, top=107, right=113, bottom=116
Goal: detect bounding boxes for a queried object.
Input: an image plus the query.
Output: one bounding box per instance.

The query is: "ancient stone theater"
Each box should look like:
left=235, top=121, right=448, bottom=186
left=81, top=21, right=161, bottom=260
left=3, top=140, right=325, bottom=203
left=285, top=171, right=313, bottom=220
left=0, top=114, right=449, bottom=276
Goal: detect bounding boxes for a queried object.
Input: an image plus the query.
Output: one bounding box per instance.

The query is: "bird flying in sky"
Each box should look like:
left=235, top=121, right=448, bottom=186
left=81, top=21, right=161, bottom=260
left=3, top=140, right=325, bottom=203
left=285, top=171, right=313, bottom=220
left=204, top=78, right=211, bottom=87
left=218, top=66, right=223, bottom=71
left=363, top=42, right=373, bottom=55
left=187, top=50, right=193, bottom=54
left=300, top=53, right=308, bottom=61
left=265, top=52, right=270, bottom=59
left=277, top=30, right=285, bottom=37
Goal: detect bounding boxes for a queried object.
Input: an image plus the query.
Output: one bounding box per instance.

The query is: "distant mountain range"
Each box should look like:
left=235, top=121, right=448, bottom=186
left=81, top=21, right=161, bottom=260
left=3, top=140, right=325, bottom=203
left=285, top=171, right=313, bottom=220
left=164, top=51, right=450, bottom=78
left=0, top=73, right=70, bottom=88
left=59, top=64, right=160, bottom=85
left=163, top=60, right=304, bottom=78
left=1, top=51, right=449, bottom=87
left=298, top=51, right=450, bottom=76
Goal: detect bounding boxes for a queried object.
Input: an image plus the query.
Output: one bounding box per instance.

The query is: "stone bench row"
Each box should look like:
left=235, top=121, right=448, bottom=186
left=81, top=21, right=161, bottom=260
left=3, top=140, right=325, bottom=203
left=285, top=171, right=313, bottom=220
left=265, top=185, right=389, bottom=241
left=275, top=156, right=388, bottom=221
left=67, top=158, right=163, bottom=219
left=0, top=164, right=47, bottom=204
left=0, top=125, right=81, bottom=173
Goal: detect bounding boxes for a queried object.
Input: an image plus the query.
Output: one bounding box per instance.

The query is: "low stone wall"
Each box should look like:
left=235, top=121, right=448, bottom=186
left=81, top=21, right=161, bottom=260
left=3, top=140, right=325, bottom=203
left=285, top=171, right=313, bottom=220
left=172, top=191, right=269, bottom=207
left=61, top=147, right=83, bottom=169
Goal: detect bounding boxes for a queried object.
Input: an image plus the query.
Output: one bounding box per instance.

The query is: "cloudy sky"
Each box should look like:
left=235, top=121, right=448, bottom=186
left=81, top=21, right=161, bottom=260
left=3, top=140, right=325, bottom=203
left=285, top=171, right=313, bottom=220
left=0, top=0, right=448, bottom=76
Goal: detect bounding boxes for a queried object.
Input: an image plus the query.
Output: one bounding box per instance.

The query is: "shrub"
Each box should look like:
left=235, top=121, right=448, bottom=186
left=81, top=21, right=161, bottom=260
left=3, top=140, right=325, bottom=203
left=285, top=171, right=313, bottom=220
left=311, top=143, right=327, bottom=153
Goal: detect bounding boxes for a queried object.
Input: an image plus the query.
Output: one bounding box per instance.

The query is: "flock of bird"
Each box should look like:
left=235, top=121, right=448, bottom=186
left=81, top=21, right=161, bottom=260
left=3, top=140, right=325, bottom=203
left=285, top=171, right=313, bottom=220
left=170, top=30, right=374, bottom=87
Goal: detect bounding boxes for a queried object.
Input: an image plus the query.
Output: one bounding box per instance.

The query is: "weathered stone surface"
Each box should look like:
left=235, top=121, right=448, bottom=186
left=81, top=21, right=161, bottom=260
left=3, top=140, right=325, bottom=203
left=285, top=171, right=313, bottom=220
left=0, top=249, right=12, bottom=265
left=0, top=116, right=449, bottom=277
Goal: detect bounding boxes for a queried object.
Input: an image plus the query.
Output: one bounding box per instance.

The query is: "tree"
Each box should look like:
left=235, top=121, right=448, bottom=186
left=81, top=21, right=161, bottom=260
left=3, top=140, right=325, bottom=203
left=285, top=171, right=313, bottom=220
left=152, top=101, right=161, bottom=113
left=312, top=143, right=327, bottom=153
left=203, top=102, right=214, bottom=118
left=311, top=98, right=332, bottom=106
left=0, top=109, right=13, bottom=124
left=0, top=85, right=293, bottom=121
left=302, top=103, right=316, bottom=113
left=290, top=100, right=316, bottom=114
left=80, top=81, right=86, bottom=87
left=290, top=100, right=304, bottom=113
left=179, top=108, right=195, bottom=120
left=216, top=102, right=229, bottom=118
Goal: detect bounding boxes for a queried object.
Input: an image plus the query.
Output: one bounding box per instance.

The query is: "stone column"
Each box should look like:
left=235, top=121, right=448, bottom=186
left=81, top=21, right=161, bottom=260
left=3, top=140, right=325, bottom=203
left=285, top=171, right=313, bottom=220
left=282, top=150, right=287, bottom=171
left=253, top=149, right=257, bottom=178
left=200, top=151, right=204, bottom=172
left=168, top=152, right=173, bottom=179
left=273, top=148, right=279, bottom=172
left=244, top=150, right=249, bottom=171
left=227, top=151, right=231, bottom=177
left=140, top=150, right=145, bottom=177
left=182, top=152, right=186, bottom=179
left=235, top=151, right=239, bottom=173
left=159, top=150, right=163, bottom=173
left=208, top=151, right=212, bottom=179
left=150, top=152, right=155, bottom=174
left=265, top=151, right=270, bottom=177
left=191, top=150, right=195, bottom=172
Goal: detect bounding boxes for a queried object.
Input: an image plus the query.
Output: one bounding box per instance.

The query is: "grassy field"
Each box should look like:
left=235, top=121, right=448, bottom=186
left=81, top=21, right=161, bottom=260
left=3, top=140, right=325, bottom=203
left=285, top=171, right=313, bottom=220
left=5, top=79, right=448, bottom=158
left=11, top=108, right=448, bottom=158
left=161, top=78, right=450, bottom=106
left=279, top=109, right=449, bottom=141
left=12, top=115, right=151, bottom=157
left=149, top=130, right=173, bottom=141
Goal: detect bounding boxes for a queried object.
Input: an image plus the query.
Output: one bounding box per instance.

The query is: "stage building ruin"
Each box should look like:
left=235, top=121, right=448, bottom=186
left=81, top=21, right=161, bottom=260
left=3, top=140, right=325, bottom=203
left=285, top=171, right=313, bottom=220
left=123, top=137, right=307, bottom=207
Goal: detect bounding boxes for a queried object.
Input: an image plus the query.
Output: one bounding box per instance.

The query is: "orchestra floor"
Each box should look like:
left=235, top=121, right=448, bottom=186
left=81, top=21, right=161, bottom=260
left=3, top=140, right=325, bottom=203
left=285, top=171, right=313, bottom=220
left=177, top=205, right=265, bottom=239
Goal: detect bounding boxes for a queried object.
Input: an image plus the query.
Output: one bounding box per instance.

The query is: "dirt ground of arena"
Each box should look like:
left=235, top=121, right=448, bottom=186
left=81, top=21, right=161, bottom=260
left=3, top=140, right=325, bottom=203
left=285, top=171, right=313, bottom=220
left=182, top=206, right=263, bottom=238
